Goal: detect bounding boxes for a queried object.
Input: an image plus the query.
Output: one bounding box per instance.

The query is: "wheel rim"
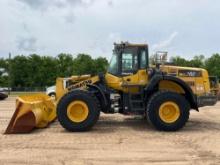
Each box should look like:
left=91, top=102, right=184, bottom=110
left=159, top=101, right=180, bottom=123
left=67, top=100, right=89, bottom=123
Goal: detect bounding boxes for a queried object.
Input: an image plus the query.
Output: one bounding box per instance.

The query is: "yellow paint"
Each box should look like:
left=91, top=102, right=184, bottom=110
left=159, top=80, right=185, bottom=94
left=12, top=94, right=56, bottom=128
left=159, top=101, right=180, bottom=123
left=105, top=69, right=148, bottom=93
left=159, top=65, right=211, bottom=96
left=56, top=78, right=68, bottom=102
left=67, top=100, right=89, bottom=123
left=56, top=75, right=100, bottom=101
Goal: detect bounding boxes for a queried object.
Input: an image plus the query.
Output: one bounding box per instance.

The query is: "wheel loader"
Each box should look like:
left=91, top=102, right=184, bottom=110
left=5, top=42, right=210, bottom=134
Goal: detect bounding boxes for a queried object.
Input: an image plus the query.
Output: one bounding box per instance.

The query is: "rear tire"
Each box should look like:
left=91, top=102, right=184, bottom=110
left=147, top=91, right=190, bottom=131
left=57, top=90, right=100, bottom=132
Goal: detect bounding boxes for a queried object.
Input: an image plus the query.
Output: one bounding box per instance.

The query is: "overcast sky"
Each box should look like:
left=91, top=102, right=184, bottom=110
left=0, top=0, right=220, bottom=60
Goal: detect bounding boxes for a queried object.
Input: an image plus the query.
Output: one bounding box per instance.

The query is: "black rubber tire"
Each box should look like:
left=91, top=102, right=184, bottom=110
left=57, top=90, right=100, bottom=132
left=147, top=91, right=190, bottom=131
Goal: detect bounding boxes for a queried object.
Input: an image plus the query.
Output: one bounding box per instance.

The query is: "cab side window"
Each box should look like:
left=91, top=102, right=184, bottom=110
left=140, top=50, right=147, bottom=69
left=122, top=53, right=138, bottom=74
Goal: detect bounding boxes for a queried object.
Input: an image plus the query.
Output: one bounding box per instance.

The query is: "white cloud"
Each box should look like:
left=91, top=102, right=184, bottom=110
left=0, top=0, right=220, bottom=59
left=17, top=0, right=97, bottom=10
left=108, top=33, right=122, bottom=43
left=152, top=31, right=179, bottom=51
left=16, top=36, right=38, bottom=51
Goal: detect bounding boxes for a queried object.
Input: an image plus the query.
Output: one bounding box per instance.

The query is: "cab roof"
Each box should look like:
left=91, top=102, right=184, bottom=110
left=114, top=42, right=148, bottom=48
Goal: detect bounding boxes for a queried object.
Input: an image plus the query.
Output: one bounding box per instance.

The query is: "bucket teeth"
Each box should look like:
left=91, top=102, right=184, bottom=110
left=5, top=94, right=56, bottom=134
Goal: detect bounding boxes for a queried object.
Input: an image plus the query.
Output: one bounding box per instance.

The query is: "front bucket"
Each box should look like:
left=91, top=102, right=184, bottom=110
left=5, top=94, right=56, bottom=134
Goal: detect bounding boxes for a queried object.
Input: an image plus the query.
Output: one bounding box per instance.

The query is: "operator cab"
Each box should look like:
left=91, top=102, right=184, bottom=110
left=105, top=42, right=150, bottom=114
left=108, top=42, right=149, bottom=76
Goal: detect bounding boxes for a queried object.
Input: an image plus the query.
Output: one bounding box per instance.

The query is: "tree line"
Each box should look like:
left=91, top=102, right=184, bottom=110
left=0, top=53, right=220, bottom=89
left=0, top=53, right=108, bottom=88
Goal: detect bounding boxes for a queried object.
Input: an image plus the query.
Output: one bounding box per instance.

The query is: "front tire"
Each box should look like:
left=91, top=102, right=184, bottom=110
left=147, top=91, right=190, bottom=131
left=57, top=90, right=100, bottom=132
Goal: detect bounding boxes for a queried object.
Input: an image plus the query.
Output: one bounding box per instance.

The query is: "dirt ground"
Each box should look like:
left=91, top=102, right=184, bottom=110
left=0, top=97, right=220, bottom=165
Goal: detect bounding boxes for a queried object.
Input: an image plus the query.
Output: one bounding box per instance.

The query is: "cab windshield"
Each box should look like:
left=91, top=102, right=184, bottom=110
left=108, top=53, right=118, bottom=75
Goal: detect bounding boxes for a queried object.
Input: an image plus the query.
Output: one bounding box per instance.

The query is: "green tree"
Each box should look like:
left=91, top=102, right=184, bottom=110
left=10, top=55, right=30, bottom=87
left=27, top=54, right=43, bottom=87
left=72, top=54, right=95, bottom=75
left=170, top=56, right=189, bottom=66
left=188, top=55, right=205, bottom=68
left=72, top=54, right=109, bottom=75
left=26, top=54, right=59, bottom=87
left=170, top=55, right=205, bottom=68
left=1, top=53, right=109, bottom=88
left=205, top=53, right=220, bottom=77
left=57, top=53, right=74, bottom=77
left=10, top=54, right=58, bottom=88
left=93, top=57, right=108, bottom=74
left=0, top=58, right=7, bottom=69
left=41, top=56, right=59, bottom=86
left=0, top=58, right=8, bottom=87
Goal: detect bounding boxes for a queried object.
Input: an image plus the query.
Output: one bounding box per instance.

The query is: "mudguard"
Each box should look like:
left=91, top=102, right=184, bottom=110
left=145, top=74, right=198, bottom=111
left=87, top=84, right=109, bottom=109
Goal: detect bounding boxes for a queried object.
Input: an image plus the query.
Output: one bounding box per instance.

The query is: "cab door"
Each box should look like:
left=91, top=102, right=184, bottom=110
left=121, top=48, right=148, bottom=92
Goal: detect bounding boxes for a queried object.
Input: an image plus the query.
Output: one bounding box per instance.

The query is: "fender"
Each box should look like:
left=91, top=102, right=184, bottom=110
left=145, top=74, right=198, bottom=111
left=87, top=84, right=108, bottom=108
